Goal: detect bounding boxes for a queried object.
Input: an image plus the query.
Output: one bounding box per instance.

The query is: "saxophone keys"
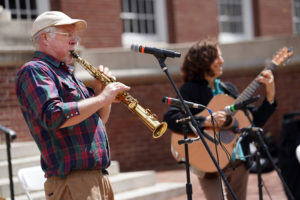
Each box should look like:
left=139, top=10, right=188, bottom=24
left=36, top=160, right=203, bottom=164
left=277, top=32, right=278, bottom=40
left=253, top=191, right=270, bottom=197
left=128, top=100, right=138, bottom=109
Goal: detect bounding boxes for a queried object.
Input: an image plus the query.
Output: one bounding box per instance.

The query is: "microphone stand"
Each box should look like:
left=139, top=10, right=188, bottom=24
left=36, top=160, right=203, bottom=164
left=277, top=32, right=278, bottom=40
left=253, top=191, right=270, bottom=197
left=155, top=55, right=237, bottom=200
left=241, top=110, right=295, bottom=200
left=175, top=116, right=193, bottom=200
left=0, top=125, right=16, bottom=200
left=244, top=127, right=295, bottom=200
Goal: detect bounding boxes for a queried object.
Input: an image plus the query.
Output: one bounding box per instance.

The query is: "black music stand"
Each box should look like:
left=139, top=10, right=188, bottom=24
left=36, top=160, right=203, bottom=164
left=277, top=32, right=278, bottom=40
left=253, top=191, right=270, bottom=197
left=0, top=125, right=17, bottom=200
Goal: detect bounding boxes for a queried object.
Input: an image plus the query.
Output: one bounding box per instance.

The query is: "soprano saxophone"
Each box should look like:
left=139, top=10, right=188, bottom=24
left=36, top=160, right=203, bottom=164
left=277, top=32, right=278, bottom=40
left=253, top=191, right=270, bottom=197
left=71, top=51, right=167, bottom=138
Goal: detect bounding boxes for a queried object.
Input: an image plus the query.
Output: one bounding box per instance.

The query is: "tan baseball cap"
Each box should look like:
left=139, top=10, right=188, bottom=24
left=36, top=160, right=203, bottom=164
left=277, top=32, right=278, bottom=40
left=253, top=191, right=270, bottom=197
left=31, top=11, right=87, bottom=38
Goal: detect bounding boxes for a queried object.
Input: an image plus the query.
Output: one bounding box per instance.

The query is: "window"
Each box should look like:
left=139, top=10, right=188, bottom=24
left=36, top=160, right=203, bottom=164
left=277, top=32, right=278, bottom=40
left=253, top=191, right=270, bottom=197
left=293, top=0, right=300, bottom=34
left=218, top=0, right=253, bottom=43
left=0, top=0, right=49, bottom=20
left=120, top=0, right=168, bottom=46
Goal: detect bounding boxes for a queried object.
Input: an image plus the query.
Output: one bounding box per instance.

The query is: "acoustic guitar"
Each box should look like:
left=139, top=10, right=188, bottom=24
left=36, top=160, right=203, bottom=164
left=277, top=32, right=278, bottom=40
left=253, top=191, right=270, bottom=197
left=171, top=47, right=294, bottom=176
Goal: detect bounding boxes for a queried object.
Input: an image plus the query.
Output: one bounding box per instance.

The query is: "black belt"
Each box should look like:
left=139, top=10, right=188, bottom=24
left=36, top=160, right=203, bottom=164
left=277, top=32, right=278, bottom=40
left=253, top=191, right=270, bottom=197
left=102, top=169, right=109, bottom=175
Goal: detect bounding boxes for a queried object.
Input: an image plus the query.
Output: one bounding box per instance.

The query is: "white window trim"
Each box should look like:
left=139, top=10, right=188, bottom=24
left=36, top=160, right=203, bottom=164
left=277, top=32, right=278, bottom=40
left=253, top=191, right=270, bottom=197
left=121, top=0, right=168, bottom=47
left=219, top=0, right=254, bottom=43
left=2, top=0, right=49, bottom=20
left=36, top=0, right=50, bottom=15
left=292, top=0, right=300, bottom=34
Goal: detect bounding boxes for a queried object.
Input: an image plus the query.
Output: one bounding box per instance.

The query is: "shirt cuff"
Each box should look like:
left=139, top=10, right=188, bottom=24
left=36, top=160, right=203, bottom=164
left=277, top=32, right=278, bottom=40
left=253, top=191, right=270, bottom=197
left=63, top=102, right=80, bottom=119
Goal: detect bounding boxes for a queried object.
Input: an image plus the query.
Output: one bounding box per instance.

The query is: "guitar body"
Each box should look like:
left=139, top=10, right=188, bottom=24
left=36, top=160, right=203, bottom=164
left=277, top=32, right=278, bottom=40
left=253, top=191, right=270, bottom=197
left=171, top=94, right=251, bottom=175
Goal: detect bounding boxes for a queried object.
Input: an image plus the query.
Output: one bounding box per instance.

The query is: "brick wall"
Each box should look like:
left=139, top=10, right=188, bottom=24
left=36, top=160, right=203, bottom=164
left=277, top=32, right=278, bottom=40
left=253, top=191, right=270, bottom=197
left=0, top=66, right=30, bottom=142
left=170, top=0, right=219, bottom=43
left=53, top=0, right=123, bottom=48
left=255, top=0, right=294, bottom=36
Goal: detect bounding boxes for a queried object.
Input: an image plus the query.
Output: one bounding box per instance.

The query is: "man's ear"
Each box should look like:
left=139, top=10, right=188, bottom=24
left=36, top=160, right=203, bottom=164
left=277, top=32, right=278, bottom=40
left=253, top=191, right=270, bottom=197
left=43, top=33, right=48, bottom=41
left=40, top=32, right=49, bottom=45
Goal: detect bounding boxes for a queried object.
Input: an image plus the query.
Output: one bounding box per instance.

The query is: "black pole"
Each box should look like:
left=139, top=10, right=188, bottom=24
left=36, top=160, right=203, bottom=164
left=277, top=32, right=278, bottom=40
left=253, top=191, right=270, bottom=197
left=0, top=125, right=16, bottom=200
left=254, top=130, right=295, bottom=200
left=5, top=133, right=15, bottom=200
left=180, top=119, right=193, bottom=200
left=255, top=148, right=263, bottom=200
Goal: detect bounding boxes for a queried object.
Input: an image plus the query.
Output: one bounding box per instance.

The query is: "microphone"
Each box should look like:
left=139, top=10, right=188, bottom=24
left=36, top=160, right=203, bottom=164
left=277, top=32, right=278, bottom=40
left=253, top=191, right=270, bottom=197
left=0, top=125, right=16, bottom=139
left=131, top=44, right=181, bottom=58
left=162, top=97, right=206, bottom=109
left=224, top=95, right=260, bottom=115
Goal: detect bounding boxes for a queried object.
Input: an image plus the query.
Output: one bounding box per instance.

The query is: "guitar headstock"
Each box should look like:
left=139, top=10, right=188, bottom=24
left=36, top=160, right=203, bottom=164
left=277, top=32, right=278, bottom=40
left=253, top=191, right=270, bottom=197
left=272, top=47, right=294, bottom=66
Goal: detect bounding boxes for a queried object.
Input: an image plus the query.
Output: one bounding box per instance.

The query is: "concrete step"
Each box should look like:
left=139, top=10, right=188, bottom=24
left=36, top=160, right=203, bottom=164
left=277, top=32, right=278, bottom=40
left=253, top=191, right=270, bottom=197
left=108, top=161, right=120, bottom=176
left=0, top=155, right=40, bottom=179
left=0, top=142, right=39, bottom=161
left=0, top=176, right=21, bottom=198
left=114, top=182, right=185, bottom=200
left=111, top=171, right=156, bottom=193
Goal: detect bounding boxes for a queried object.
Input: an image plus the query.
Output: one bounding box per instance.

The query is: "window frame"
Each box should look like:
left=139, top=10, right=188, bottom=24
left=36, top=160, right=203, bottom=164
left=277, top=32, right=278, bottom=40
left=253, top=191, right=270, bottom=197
left=293, top=0, right=300, bottom=34
left=218, top=0, right=254, bottom=43
left=120, top=0, right=168, bottom=46
left=1, top=0, right=49, bottom=20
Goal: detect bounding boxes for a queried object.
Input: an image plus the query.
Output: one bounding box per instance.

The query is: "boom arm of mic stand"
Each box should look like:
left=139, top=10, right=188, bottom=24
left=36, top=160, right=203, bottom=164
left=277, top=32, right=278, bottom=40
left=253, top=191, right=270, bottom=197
left=155, top=55, right=238, bottom=200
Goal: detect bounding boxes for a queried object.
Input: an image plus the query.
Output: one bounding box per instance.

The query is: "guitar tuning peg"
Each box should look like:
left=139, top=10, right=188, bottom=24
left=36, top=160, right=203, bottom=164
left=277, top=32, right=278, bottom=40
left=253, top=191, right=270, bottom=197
left=288, top=47, right=293, bottom=53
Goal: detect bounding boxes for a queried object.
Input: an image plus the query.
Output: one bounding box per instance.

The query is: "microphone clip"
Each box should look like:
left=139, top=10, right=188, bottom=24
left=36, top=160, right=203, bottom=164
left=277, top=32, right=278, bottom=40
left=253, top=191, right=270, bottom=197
left=176, top=116, right=191, bottom=124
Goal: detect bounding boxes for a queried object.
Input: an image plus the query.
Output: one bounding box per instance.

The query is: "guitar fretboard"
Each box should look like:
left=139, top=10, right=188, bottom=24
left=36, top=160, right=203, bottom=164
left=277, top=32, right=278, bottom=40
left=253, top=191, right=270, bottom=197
left=233, top=62, right=277, bottom=105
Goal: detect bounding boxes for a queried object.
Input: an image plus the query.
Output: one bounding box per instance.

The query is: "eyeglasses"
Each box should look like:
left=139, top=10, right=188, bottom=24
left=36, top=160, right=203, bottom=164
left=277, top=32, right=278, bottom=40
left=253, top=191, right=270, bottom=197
left=52, top=31, right=80, bottom=45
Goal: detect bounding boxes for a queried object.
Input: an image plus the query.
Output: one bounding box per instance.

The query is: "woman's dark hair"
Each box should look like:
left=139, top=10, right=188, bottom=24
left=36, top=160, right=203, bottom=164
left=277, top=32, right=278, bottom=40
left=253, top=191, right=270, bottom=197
left=181, top=39, right=219, bottom=82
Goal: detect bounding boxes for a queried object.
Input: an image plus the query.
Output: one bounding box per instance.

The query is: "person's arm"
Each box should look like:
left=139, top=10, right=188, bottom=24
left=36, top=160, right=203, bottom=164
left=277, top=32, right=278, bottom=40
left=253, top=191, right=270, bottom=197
left=250, top=70, right=277, bottom=127
left=94, top=65, right=115, bottom=124
left=98, top=104, right=111, bottom=124
left=61, top=64, right=128, bottom=127
left=60, top=81, right=129, bottom=128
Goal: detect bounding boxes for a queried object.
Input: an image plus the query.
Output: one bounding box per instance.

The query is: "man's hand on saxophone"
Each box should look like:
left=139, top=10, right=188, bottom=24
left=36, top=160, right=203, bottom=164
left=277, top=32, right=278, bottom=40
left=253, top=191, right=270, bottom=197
left=93, top=65, right=130, bottom=123
left=93, top=65, right=117, bottom=96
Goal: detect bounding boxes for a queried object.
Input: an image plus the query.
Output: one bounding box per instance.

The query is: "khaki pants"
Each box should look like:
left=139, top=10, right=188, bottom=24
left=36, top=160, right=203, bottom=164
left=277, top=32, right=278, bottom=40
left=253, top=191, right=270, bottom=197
left=44, top=170, right=114, bottom=200
left=198, top=162, right=249, bottom=200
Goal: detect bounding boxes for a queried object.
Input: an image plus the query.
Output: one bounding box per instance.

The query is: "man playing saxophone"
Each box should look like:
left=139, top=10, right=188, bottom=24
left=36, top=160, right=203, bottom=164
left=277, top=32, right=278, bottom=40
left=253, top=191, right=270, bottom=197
left=15, top=11, right=129, bottom=200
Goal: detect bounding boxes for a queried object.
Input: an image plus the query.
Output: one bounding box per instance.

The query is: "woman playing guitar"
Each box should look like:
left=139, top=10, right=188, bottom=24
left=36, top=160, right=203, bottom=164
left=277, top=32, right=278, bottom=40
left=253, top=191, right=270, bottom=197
left=163, top=38, right=277, bottom=200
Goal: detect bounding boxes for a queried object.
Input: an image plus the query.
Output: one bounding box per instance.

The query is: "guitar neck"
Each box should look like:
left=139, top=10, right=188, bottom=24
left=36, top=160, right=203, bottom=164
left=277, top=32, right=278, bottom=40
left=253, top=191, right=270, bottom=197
left=234, top=62, right=277, bottom=104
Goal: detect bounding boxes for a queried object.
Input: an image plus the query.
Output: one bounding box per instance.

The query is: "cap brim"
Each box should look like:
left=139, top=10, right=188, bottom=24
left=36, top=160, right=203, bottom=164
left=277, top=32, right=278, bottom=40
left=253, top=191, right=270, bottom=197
left=54, top=19, right=87, bottom=31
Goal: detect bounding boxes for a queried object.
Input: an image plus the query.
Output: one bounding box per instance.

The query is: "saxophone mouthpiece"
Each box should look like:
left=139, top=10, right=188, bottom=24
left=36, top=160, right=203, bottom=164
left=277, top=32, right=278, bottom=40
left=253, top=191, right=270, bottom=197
left=70, top=51, right=78, bottom=58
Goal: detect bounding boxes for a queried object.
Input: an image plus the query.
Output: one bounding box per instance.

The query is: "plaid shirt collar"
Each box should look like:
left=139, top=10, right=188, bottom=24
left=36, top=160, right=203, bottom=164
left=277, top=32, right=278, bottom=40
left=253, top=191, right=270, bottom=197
left=33, top=51, right=75, bottom=74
